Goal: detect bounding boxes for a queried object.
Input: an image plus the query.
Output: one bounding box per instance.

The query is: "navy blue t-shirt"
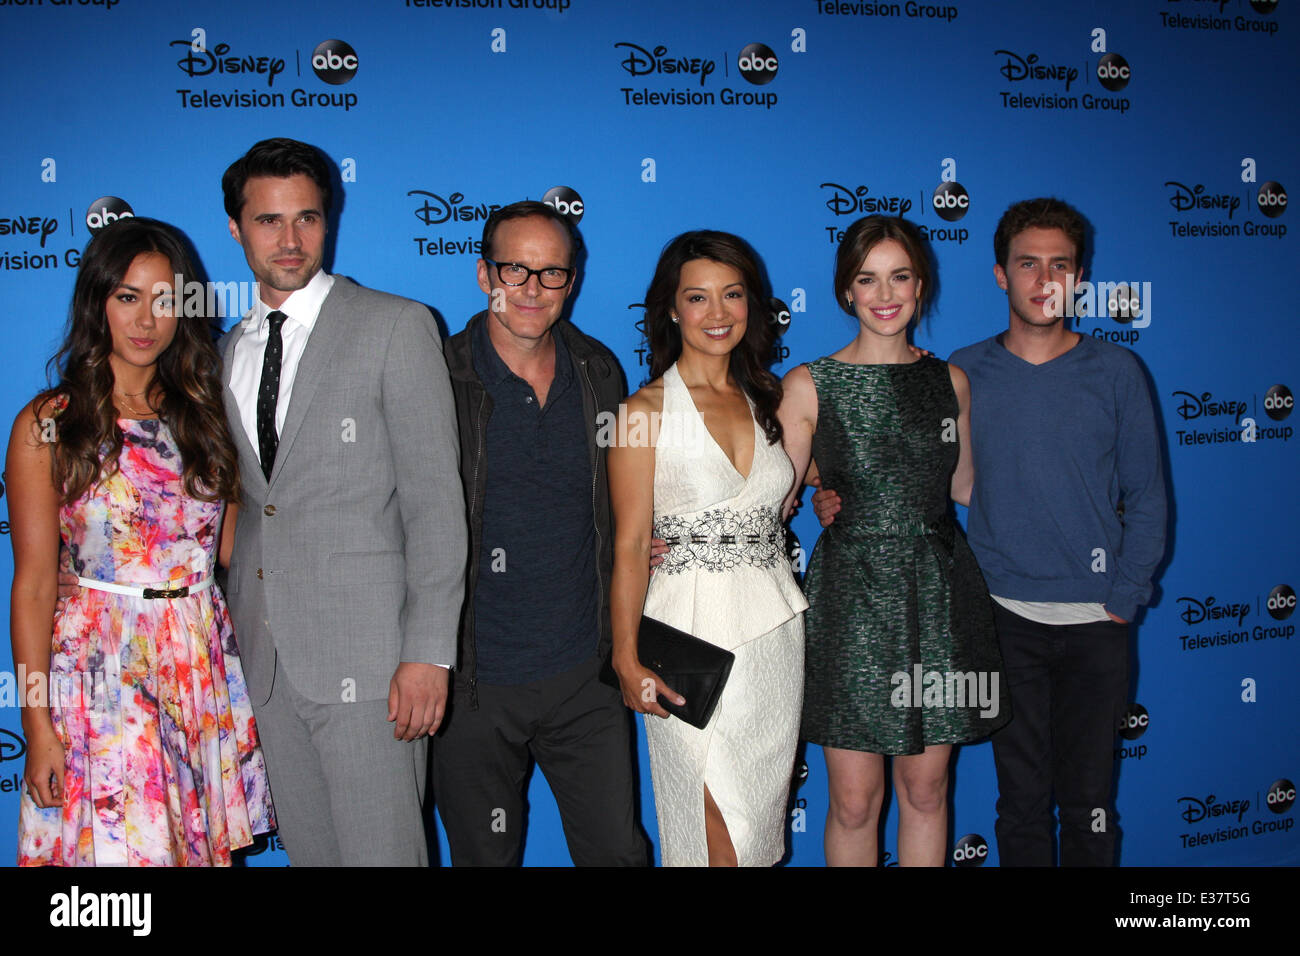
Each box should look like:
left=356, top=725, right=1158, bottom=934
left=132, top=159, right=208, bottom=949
left=471, top=318, right=600, bottom=684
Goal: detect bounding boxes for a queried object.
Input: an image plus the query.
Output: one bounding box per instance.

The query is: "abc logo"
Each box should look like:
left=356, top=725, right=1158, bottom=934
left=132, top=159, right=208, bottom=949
left=1267, top=584, right=1296, bottom=621
left=1264, top=384, right=1293, bottom=421
left=85, top=196, right=135, bottom=234
left=1096, top=52, right=1131, bottom=92
left=312, top=39, right=358, bottom=85
left=1266, top=778, right=1295, bottom=814
left=1108, top=283, right=1142, bottom=324
left=1250, top=0, right=1279, bottom=14
left=542, top=185, right=585, bottom=224
left=952, top=833, right=989, bottom=867
left=1257, top=181, right=1287, bottom=219
left=769, top=296, right=792, bottom=333
left=1118, top=703, right=1149, bottom=741
left=931, top=182, right=970, bottom=223
left=738, top=42, right=778, bottom=85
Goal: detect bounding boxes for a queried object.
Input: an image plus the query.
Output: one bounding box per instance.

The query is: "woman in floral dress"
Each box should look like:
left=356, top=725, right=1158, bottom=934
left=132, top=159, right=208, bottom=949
left=7, top=217, right=274, bottom=866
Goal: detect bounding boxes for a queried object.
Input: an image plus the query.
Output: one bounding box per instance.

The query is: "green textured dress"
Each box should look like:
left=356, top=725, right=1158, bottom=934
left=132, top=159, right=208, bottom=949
left=800, top=356, right=1010, bottom=754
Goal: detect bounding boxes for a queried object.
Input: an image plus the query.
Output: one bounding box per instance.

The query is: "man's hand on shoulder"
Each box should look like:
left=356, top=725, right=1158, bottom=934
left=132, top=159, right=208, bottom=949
left=387, top=662, right=450, bottom=740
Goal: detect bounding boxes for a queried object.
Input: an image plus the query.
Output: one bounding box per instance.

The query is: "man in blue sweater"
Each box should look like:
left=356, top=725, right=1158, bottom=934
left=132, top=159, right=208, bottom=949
left=816, top=198, right=1166, bottom=865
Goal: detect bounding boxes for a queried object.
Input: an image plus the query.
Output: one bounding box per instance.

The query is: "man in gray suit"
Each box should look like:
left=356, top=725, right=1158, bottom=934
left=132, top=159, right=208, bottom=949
left=220, top=138, right=464, bottom=865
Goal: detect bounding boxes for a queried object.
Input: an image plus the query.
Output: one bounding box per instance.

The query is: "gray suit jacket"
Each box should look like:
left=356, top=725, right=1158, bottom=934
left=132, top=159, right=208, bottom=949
left=221, top=276, right=466, bottom=707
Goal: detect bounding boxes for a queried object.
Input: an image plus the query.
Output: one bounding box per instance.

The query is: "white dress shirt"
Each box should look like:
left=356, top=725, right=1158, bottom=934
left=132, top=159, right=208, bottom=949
left=230, top=270, right=335, bottom=451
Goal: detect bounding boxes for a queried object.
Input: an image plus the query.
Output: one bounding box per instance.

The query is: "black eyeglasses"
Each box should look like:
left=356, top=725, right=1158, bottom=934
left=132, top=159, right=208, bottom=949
left=484, top=259, right=574, bottom=290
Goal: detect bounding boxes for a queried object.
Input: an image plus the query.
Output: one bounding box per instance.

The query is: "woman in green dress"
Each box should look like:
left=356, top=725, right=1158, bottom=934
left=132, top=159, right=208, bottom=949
left=779, top=215, right=1008, bottom=866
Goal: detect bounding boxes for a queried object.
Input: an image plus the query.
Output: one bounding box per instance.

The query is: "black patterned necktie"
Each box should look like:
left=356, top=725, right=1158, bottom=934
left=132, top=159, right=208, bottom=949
left=256, top=310, right=288, bottom=480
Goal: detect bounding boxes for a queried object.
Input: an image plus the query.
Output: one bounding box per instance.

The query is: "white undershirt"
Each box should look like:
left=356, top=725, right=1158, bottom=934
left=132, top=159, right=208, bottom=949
left=991, top=595, right=1111, bottom=625
left=229, top=270, right=335, bottom=450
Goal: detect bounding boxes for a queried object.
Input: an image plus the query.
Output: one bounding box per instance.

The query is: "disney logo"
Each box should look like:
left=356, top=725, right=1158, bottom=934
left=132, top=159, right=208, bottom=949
left=407, top=191, right=501, bottom=226
left=1178, top=794, right=1250, bottom=825
left=613, top=42, right=716, bottom=86
left=627, top=303, right=649, bottom=338
left=237, top=833, right=283, bottom=857
left=169, top=40, right=286, bottom=87
left=0, top=216, right=58, bottom=248
left=0, top=727, right=25, bottom=763
left=1177, top=596, right=1250, bottom=627
left=1171, top=390, right=1246, bottom=423
left=1165, top=181, right=1241, bottom=219
left=820, top=183, right=912, bottom=217
left=993, top=50, right=1078, bottom=90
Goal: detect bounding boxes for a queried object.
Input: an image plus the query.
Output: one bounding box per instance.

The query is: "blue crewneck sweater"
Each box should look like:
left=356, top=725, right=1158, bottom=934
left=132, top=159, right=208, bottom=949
left=949, top=333, right=1166, bottom=622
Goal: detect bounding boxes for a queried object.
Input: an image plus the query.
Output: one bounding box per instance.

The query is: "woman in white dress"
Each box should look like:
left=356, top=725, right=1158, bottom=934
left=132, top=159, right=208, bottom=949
left=610, top=231, right=806, bottom=866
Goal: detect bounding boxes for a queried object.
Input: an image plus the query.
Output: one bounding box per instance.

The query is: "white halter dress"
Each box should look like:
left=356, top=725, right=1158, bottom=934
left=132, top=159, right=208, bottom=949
left=642, top=364, right=807, bottom=866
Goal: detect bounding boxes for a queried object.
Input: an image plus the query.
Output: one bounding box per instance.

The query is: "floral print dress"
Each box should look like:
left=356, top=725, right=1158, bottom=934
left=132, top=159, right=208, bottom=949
left=18, top=418, right=274, bottom=866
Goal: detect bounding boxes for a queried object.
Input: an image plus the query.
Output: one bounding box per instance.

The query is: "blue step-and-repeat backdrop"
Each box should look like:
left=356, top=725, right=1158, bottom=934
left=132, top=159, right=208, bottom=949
left=0, top=0, right=1295, bottom=867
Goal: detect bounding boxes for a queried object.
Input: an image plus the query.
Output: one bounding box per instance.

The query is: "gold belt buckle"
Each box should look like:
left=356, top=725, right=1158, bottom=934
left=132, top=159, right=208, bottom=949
left=142, top=585, right=189, bottom=600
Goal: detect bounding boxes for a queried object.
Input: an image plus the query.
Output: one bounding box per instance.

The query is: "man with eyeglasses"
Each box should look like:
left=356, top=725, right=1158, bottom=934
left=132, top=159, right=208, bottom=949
left=433, top=201, right=648, bottom=866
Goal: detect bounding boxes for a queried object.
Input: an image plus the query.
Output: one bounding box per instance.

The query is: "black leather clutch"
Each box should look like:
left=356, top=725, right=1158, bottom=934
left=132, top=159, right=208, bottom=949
left=601, top=616, right=735, bottom=729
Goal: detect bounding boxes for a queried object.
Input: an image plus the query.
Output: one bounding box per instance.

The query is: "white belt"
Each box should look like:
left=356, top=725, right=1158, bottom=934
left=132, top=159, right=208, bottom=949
left=77, top=576, right=214, bottom=600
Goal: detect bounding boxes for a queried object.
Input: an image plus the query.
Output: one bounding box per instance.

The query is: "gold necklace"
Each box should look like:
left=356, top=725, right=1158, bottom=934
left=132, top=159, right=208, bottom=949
left=114, top=390, right=156, bottom=418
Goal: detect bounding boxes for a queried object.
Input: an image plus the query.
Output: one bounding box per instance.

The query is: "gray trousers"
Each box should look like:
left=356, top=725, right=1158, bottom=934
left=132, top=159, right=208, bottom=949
left=253, top=656, right=428, bottom=866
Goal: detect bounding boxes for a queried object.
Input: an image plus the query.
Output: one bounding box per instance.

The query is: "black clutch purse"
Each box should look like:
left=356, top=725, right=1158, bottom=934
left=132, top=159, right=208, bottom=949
left=601, top=616, right=735, bottom=729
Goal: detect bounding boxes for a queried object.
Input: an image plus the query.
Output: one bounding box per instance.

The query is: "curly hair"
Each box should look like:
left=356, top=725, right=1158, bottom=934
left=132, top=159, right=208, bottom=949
left=642, top=230, right=782, bottom=445
left=36, top=217, right=239, bottom=504
left=993, top=197, right=1087, bottom=269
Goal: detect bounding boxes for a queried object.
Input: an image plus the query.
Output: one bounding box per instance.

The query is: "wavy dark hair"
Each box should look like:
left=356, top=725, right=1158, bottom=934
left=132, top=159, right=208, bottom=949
left=36, top=217, right=239, bottom=504
left=643, top=230, right=782, bottom=445
left=222, top=137, right=333, bottom=221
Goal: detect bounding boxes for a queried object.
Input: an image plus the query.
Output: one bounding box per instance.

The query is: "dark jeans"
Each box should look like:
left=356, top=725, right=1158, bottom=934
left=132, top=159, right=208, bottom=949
left=431, top=656, right=648, bottom=866
left=990, top=605, right=1130, bottom=867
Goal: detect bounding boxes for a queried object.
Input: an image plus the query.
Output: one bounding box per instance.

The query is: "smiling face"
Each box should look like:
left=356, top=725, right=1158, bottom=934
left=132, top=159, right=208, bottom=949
left=229, top=173, right=327, bottom=309
left=671, top=258, right=749, bottom=360
left=845, top=238, right=921, bottom=339
left=993, top=226, right=1082, bottom=329
left=476, top=214, right=574, bottom=350
left=105, top=251, right=179, bottom=381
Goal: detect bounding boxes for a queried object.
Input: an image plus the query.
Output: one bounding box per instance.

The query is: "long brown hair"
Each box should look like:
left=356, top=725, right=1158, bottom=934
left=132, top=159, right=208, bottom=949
left=36, top=217, right=239, bottom=504
left=643, top=230, right=782, bottom=445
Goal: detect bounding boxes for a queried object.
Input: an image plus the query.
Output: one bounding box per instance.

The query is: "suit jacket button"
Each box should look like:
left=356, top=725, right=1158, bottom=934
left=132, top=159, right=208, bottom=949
left=264, top=504, right=277, bottom=516
left=257, top=568, right=264, bottom=579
